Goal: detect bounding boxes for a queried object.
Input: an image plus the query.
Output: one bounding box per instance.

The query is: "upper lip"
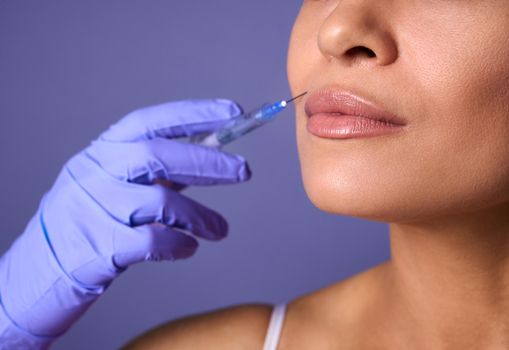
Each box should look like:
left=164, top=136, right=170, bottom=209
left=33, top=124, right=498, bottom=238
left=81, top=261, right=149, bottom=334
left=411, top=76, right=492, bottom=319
left=304, top=87, right=407, bottom=126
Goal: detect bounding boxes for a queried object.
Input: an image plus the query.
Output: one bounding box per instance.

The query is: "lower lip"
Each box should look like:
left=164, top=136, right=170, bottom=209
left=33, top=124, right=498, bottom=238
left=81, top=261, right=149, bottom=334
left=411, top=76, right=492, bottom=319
left=307, top=113, right=406, bottom=139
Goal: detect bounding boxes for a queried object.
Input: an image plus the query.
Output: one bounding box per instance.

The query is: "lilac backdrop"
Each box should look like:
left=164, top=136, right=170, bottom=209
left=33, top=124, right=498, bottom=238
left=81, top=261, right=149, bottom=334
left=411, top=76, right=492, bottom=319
left=0, top=1, right=389, bottom=348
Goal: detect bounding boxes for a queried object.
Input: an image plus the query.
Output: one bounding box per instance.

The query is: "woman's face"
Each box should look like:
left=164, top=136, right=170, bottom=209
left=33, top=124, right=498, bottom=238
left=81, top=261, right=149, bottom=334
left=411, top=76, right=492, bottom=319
left=288, top=0, right=509, bottom=224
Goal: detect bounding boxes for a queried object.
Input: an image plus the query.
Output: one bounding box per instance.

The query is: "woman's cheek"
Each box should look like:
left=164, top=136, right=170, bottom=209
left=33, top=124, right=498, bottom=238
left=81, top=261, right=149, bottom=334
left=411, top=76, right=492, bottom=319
left=287, top=8, right=324, bottom=95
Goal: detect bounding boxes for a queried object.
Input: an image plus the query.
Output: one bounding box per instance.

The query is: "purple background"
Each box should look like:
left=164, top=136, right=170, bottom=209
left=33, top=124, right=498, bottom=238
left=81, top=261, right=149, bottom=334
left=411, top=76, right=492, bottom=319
left=0, top=1, right=389, bottom=348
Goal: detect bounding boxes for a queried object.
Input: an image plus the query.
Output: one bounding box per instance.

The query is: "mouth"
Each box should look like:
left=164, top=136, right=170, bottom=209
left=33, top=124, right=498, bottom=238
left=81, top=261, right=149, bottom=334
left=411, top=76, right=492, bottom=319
left=304, top=87, right=407, bottom=139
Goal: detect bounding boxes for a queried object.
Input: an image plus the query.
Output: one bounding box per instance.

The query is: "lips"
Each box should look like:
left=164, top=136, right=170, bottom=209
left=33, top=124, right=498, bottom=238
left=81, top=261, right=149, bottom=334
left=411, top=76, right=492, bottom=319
left=304, top=88, right=406, bottom=125
left=304, top=87, right=407, bottom=139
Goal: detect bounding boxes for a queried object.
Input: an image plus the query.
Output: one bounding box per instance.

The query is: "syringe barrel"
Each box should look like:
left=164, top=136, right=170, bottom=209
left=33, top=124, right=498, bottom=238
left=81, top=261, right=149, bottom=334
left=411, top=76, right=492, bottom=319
left=191, top=103, right=273, bottom=147
left=216, top=106, right=270, bottom=143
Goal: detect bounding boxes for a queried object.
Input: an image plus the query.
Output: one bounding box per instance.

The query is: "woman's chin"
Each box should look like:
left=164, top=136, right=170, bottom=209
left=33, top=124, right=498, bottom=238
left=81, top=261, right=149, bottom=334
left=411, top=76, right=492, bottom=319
left=301, top=177, right=447, bottom=224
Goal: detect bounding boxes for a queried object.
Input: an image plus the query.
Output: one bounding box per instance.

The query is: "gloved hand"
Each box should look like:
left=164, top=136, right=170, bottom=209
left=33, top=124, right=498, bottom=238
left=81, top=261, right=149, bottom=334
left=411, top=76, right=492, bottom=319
left=0, top=99, right=251, bottom=349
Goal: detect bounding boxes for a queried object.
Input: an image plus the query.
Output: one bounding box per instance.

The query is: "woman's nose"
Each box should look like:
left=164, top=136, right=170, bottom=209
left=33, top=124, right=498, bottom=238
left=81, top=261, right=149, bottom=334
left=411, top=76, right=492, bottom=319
left=317, top=1, right=398, bottom=66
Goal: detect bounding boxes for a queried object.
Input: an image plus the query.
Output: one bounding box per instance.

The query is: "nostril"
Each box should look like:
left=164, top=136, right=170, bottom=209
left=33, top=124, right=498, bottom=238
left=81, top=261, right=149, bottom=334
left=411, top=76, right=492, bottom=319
left=345, top=46, right=376, bottom=58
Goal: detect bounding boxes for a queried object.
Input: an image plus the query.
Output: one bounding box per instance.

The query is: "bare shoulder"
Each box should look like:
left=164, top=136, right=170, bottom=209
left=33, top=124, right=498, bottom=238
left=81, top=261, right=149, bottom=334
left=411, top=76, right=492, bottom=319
left=278, top=261, right=391, bottom=349
left=122, top=303, right=273, bottom=350
left=122, top=262, right=391, bottom=350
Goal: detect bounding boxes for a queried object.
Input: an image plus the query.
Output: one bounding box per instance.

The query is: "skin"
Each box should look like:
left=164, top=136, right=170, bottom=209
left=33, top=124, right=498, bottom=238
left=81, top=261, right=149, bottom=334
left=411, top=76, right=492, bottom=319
left=125, top=1, right=509, bottom=348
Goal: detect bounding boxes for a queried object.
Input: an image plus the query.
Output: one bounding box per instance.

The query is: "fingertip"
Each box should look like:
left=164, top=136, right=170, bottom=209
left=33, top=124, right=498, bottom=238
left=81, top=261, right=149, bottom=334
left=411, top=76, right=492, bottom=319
left=216, top=215, right=229, bottom=240
left=165, top=229, right=200, bottom=260
left=220, top=152, right=252, bottom=183
left=175, top=237, right=199, bottom=260
left=236, top=159, right=252, bottom=182
left=196, top=215, right=229, bottom=242
left=215, top=98, right=244, bottom=118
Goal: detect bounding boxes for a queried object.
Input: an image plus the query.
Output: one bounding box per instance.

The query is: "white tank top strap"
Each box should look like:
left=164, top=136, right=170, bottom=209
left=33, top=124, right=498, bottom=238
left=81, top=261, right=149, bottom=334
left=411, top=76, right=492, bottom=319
left=262, top=303, right=287, bottom=350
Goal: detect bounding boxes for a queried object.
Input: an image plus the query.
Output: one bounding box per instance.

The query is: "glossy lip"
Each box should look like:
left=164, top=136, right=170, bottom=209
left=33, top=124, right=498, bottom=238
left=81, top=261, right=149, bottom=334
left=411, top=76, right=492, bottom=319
left=304, top=87, right=407, bottom=126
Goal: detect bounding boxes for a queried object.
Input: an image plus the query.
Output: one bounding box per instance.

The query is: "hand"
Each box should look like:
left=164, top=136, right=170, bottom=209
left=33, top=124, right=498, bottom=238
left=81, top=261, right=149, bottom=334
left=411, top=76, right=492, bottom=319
left=0, top=99, right=251, bottom=348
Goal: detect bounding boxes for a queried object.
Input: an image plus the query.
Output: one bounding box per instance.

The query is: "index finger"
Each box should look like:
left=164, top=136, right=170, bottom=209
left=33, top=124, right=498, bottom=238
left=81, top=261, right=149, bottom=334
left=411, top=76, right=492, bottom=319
left=99, top=99, right=243, bottom=142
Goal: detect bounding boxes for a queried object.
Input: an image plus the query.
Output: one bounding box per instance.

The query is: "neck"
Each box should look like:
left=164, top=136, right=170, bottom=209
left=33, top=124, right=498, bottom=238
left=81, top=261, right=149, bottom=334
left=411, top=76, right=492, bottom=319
left=385, top=203, right=509, bottom=349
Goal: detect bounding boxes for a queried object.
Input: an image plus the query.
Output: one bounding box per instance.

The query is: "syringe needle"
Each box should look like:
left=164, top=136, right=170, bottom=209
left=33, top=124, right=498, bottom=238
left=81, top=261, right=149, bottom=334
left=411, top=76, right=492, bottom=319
left=285, top=91, right=308, bottom=104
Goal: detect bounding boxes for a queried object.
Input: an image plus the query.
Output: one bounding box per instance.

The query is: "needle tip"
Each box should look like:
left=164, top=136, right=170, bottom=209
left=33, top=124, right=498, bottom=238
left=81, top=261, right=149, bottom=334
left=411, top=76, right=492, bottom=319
left=286, top=91, right=308, bottom=104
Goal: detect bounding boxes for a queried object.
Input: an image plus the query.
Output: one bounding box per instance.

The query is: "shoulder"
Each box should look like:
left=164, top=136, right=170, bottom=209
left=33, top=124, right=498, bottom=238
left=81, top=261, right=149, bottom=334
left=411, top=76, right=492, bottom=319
left=123, top=262, right=390, bottom=350
left=122, top=303, right=274, bottom=350
left=278, top=261, right=391, bottom=349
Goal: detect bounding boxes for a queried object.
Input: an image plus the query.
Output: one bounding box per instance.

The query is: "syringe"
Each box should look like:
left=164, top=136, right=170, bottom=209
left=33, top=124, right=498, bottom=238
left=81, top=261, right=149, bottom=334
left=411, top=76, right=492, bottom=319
left=190, top=91, right=308, bottom=148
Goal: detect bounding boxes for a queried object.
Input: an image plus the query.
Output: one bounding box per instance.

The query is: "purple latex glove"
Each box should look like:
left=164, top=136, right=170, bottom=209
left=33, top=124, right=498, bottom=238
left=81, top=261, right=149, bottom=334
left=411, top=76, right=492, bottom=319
left=0, top=99, right=251, bottom=348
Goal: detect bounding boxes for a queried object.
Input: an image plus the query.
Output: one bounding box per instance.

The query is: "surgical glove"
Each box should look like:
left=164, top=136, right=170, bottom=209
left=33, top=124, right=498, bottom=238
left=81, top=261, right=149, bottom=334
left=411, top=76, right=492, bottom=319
left=0, top=99, right=251, bottom=348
